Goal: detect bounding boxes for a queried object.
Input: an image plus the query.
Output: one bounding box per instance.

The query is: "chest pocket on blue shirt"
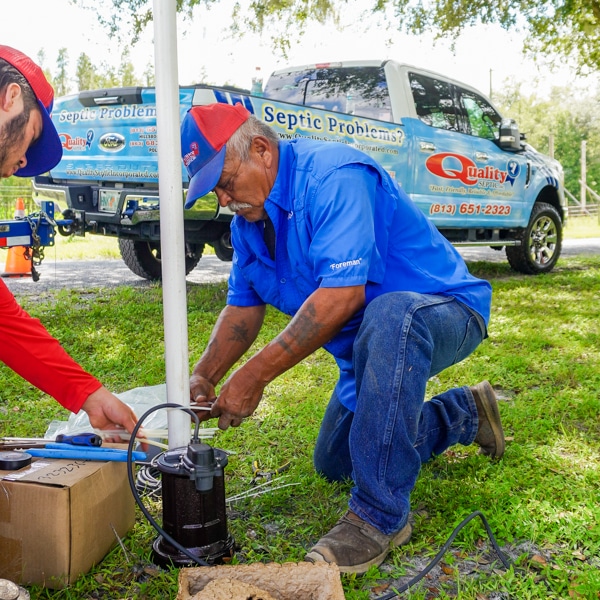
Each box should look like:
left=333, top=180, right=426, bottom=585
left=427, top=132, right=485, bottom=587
left=235, top=253, right=281, bottom=308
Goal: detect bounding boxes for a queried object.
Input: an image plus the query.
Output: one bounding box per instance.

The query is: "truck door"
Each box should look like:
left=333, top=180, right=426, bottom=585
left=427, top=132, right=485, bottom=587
left=456, top=87, right=529, bottom=228
left=406, top=71, right=476, bottom=225
left=406, top=71, right=528, bottom=229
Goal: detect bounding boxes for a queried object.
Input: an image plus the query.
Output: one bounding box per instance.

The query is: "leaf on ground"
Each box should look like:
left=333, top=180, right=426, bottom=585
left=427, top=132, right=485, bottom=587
left=530, top=554, right=547, bottom=568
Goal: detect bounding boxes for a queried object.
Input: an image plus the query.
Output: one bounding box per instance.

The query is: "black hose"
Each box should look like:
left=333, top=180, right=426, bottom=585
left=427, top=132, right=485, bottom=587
left=126, top=402, right=211, bottom=567
left=375, top=510, right=513, bottom=599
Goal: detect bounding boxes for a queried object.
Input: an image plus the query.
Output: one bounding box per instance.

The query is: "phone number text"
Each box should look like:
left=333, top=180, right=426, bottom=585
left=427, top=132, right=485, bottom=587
left=429, top=203, right=512, bottom=216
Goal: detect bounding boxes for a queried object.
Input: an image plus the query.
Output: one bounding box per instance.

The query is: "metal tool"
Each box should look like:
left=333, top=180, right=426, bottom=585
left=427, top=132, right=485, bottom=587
left=251, top=460, right=291, bottom=485
left=1, top=432, right=102, bottom=449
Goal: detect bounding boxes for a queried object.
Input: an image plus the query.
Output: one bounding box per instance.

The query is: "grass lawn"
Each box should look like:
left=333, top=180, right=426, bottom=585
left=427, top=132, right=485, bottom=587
left=0, top=219, right=599, bottom=599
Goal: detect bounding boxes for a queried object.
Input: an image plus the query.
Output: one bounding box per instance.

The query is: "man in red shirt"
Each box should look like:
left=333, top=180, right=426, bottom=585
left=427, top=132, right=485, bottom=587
left=0, top=45, right=138, bottom=434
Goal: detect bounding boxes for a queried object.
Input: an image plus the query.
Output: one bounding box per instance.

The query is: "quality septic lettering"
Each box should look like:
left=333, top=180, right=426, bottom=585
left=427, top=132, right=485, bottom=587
left=426, top=153, right=514, bottom=186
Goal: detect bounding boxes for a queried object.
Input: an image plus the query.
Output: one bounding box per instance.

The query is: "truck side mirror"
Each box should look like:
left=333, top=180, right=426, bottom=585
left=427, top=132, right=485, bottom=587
left=498, top=118, right=522, bottom=152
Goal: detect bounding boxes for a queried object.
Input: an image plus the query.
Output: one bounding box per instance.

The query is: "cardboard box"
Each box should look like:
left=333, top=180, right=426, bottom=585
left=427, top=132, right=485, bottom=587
left=0, top=458, right=135, bottom=589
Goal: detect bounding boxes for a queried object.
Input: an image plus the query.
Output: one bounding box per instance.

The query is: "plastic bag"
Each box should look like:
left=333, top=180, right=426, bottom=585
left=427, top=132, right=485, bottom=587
left=45, top=383, right=171, bottom=439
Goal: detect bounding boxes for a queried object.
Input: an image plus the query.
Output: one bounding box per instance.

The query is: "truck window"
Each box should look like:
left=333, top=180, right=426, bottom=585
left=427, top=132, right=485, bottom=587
left=459, top=90, right=502, bottom=141
left=264, top=66, right=392, bottom=121
left=262, top=69, right=309, bottom=105
left=409, top=72, right=459, bottom=132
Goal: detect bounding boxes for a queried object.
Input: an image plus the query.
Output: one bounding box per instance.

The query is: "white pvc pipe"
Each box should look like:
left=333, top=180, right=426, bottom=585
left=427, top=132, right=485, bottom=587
left=153, top=0, right=191, bottom=449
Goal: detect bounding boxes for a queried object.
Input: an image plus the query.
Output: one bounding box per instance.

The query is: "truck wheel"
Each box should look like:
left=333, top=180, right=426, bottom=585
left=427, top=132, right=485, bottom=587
left=505, top=202, right=562, bottom=274
left=118, top=239, right=203, bottom=280
left=211, top=230, right=233, bottom=262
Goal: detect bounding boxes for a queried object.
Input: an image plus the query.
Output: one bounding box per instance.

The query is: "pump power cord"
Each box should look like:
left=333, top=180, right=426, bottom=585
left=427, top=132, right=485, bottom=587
left=375, top=510, right=514, bottom=599
left=126, top=406, right=514, bottom=584
left=126, top=402, right=211, bottom=567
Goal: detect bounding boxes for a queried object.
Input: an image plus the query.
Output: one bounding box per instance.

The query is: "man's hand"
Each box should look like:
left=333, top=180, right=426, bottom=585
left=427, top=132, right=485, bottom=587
left=209, top=365, right=266, bottom=430
left=80, top=386, right=138, bottom=439
left=190, top=373, right=217, bottom=422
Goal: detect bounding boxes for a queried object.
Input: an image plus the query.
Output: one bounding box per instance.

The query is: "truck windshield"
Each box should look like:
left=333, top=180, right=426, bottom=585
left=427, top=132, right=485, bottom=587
left=263, top=65, right=392, bottom=121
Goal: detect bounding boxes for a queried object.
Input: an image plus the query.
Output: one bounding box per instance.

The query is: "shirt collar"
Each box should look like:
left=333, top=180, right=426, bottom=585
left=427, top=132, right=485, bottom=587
left=265, top=140, right=294, bottom=212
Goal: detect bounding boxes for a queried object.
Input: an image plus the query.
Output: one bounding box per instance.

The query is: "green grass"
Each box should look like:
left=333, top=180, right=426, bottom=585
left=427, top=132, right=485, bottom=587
left=1, top=244, right=600, bottom=598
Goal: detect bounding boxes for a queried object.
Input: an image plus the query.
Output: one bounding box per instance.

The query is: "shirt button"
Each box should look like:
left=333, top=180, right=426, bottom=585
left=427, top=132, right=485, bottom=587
left=280, top=278, right=286, bottom=284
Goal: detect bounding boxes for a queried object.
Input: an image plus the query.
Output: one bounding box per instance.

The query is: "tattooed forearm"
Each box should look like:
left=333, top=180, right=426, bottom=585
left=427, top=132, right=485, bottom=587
left=229, top=320, right=251, bottom=344
left=277, top=302, right=325, bottom=354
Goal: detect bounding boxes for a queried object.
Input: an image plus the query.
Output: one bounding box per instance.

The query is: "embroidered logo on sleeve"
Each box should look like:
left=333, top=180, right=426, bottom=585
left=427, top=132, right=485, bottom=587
left=330, top=258, right=363, bottom=270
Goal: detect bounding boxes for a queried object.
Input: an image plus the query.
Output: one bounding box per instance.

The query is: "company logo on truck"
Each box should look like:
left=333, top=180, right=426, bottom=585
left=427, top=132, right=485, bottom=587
left=57, top=105, right=157, bottom=125
left=99, top=133, right=126, bottom=152
left=261, top=103, right=404, bottom=146
left=60, top=129, right=94, bottom=152
left=425, top=153, right=520, bottom=187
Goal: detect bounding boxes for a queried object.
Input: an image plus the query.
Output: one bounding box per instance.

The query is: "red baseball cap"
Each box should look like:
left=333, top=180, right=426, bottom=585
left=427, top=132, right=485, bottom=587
left=181, top=103, right=251, bottom=208
left=0, top=45, right=63, bottom=177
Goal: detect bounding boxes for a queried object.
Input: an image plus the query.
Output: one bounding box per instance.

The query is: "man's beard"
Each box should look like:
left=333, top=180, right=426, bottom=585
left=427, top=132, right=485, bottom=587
left=0, top=110, right=30, bottom=173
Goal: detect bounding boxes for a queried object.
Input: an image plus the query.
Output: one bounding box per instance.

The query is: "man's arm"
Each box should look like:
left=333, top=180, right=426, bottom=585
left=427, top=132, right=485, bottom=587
left=211, top=285, right=365, bottom=429
left=190, top=303, right=266, bottom=404
left=0, top=281, right=139, bottom=435
left=249, top=285, right=365, bottom=381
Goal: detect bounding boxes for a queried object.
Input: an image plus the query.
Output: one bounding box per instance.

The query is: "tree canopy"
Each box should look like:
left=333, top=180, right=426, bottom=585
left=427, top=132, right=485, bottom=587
left=75, top=0, right=600, bottom=72
left=37, top=47, right=149, bottom=95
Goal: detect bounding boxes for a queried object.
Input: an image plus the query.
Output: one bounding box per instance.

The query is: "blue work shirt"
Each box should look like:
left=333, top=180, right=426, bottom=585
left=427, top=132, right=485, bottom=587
left=227, top=138, right=492, bottom=411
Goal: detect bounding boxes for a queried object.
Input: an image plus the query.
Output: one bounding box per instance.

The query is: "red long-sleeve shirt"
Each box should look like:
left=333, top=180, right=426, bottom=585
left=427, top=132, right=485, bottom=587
left=0, top=279, right=101, bottom=412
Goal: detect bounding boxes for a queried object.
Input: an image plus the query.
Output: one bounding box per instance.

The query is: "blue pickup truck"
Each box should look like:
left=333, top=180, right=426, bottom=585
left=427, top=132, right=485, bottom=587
left=32, top=60, right=566, bottom=279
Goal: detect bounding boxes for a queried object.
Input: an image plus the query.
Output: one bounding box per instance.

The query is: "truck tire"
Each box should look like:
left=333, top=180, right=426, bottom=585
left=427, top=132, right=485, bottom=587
left=505, top=202, right=562, bottom=274
left=118, top=238, right=203, bottom=281
left=211, top=230, right=233, bottom=262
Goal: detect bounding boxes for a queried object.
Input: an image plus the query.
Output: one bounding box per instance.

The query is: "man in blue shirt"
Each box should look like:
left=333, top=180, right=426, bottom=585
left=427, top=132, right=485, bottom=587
left=181, top=102, right=505, bottom=575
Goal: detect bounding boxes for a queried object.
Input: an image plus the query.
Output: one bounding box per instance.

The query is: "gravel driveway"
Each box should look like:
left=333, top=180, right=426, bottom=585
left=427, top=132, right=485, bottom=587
left=3, top=238, right=600, bottom=295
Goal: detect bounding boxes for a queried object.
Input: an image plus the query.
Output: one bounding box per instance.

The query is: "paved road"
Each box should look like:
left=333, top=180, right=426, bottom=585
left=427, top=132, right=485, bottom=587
left=3, top=238, right=600, bottom=295
left=3, top=253, right=232, bottom=295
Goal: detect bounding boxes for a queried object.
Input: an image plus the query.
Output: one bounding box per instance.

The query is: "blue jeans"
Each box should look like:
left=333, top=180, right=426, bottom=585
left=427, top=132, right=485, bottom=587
left=313, top=292, right=485, bottom=535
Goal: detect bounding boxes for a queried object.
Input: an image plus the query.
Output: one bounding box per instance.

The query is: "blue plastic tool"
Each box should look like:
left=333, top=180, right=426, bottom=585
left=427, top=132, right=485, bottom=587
left=55, top=433, right=103, bottom=446
left=26, top=446, right=147, bottom=462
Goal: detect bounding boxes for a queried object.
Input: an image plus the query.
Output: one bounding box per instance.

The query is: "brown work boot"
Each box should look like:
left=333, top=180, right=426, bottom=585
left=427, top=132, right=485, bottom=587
left=471, top=380, right=505, bottom=459
left=304, top=510, right=412, bottom=574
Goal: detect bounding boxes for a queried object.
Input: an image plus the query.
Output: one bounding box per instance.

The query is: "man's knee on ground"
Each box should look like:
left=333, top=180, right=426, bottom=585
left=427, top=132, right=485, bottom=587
left=313, top=451, right=350, bottom=482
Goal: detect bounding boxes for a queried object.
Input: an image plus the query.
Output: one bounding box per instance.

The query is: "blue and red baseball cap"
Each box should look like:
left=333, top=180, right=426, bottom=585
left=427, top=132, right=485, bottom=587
left=0, top=45, right=63, bottom=177
left=181, top=103, right=251, bottom=208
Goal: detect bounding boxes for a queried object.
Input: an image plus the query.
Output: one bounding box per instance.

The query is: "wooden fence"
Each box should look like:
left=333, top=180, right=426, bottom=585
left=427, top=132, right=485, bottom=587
left=565, top=184, right=599, bottom=217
